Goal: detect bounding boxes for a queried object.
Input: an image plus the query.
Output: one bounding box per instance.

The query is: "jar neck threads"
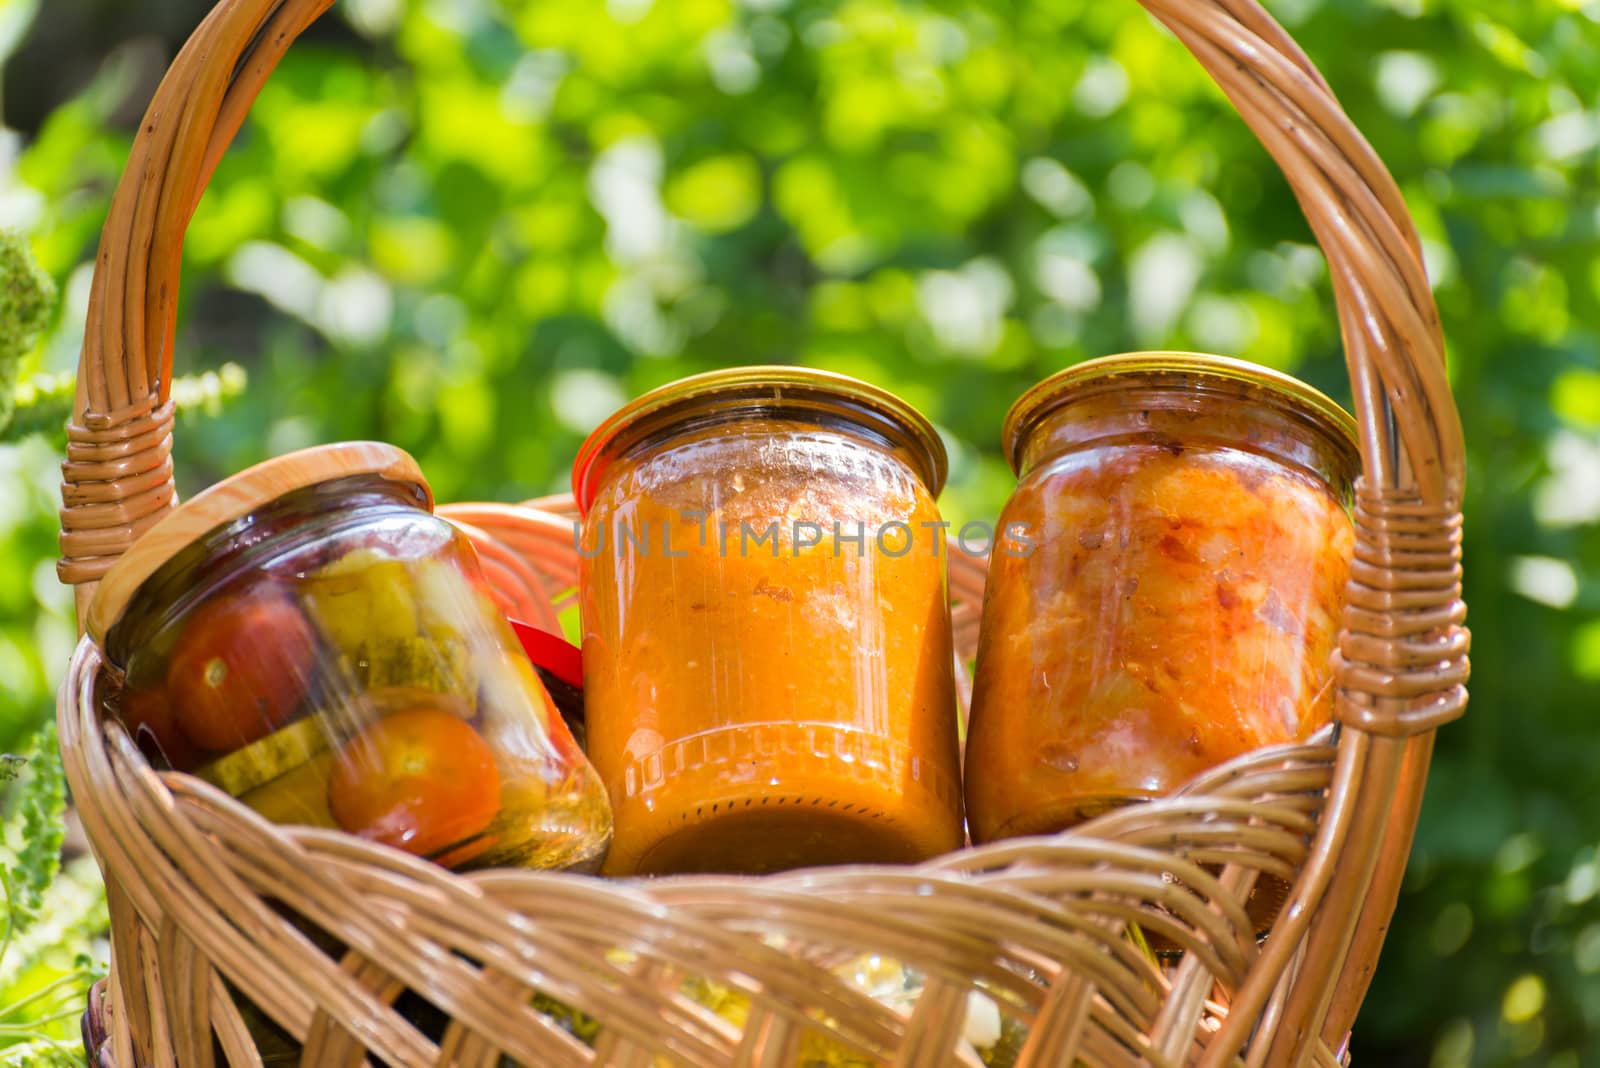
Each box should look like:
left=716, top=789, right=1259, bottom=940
left=1005, top=354, right=1360, bottom=497
left=573, top=368, right=947, bottom=512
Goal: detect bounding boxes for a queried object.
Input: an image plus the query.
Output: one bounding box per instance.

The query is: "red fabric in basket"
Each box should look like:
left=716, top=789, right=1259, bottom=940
left=510, top=619, right=583, bottom=688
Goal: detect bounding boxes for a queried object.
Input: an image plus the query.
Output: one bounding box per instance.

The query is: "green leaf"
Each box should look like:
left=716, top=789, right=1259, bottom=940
left=1551, top=369, right=1600, bottom=429
left=0, top=0, right=41, bottom=72
left=0, top=233, right=58, bottom=437
left=0, top=726, right=104, bottom=1060
left=666, top=154, right=763, bottom=234
left=1, top=722, right=66, bottom=936
left=1572, top=620, right=1600, bottom=683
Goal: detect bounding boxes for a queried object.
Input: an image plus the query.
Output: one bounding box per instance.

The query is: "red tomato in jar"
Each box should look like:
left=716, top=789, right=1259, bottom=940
left=117, top=687, right=205, bottom=771
left=327, top=706, right=502, bottom=860
left=165, top=592, right=318, bottom=752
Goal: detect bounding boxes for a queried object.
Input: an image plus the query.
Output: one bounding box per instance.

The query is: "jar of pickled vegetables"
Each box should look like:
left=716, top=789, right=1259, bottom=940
left=91, top=442, right=612, bottom=872
left=966, top=353, right=1359, bottom=844
left=573, top=368, right=965, bottom=875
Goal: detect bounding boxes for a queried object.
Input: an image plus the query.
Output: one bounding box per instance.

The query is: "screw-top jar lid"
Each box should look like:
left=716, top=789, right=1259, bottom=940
left=87, top=442, right=431, bottom=646
left=1001, top=351, right=1360, bottom=475
left=571, top=366, right=948, bottom=514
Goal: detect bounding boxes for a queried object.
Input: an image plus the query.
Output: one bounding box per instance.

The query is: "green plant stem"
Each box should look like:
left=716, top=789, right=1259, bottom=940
left=0, top=1008, right=84, bottom=1033
left=3, top=372, right=72, bottom=440
left=0, top=971, right=98, bottom=1020
left=4, top=364, right=249, bottom=443
left=0, top=868, right=15, bottom=979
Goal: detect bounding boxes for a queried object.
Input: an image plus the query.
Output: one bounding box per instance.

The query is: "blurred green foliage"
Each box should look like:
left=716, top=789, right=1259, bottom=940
left=0, top=723, right=108, bottom=1063
left=0, top=0, right=1597, bottom=1063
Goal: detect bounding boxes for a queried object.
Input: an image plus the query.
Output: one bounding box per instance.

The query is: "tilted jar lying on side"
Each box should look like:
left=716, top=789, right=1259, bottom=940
left=574, top=367, right=965, bottom=876
left=91, top=442, right=612, bottom=872
left=966, top=353, right=1359, bottom=844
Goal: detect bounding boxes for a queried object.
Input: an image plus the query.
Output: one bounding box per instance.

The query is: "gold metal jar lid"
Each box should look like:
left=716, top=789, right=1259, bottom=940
left=571, top=366, right=949, bottom=513
left=1001, top=351, right=1361, bottom=475
left=87, top=442, right=431, bottom=648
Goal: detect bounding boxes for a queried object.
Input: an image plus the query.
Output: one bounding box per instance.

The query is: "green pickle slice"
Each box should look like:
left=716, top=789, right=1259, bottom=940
left=194, top=716, right=329, bottom=797
left=300, top=551, right=420, bottom=651
left=357, top=635, right=476, bottom=702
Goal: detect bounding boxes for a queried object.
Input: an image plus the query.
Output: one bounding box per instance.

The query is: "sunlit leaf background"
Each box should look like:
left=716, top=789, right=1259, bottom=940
left=1, top=0, right=1597, bottom=1063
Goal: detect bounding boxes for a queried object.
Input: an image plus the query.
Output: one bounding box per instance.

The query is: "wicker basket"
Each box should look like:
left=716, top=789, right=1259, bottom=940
left=55, top=0, right=1468, bottom=1064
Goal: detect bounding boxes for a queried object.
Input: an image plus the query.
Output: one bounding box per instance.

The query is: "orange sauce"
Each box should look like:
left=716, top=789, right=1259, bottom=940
left=966, top=356, right=1357, bottom=844
left=579, top=387, right=964, bottom=876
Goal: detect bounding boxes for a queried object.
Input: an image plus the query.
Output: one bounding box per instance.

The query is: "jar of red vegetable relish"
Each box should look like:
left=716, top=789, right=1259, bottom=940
left=573, top=368, right=965, bottom=876
left=966, top=353, right=1359, bottom=845
left=90, top=443, right=612, bottom=872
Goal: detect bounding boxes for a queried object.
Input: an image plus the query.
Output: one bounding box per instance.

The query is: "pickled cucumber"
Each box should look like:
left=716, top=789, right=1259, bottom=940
left=358, top=634, right=475, bottom=701
left=240, top=752, right=340, bottom=830
left=194, top=716, right=329, bottom=797
left=301, top=551, right=419, bottom=653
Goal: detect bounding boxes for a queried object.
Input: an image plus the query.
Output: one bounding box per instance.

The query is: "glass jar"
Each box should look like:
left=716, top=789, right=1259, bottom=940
left=91, top=443, right=612, bottom=873
left=966, top=354, right=1358, bottom=844
left=573, top=368, right=965, bottom=876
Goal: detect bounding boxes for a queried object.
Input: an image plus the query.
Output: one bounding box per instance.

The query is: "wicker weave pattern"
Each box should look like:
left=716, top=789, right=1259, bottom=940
left=62, top=564, right=1347, bottom=1068
left=57, top=0, right=1467, bottom=1064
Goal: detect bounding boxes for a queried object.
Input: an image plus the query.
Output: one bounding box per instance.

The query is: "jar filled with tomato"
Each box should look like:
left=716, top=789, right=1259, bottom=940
left=966, top=354, right=1359, bottom=843
left=573, top=368, right=965, bottom=876
left=91, top=443, right=612, bottom=872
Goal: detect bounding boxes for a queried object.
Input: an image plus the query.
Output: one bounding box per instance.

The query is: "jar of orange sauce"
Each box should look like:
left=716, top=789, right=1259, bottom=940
left=966, top=353, right=1359, bottom=844
left=573, top=368, right=965, bottom=875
